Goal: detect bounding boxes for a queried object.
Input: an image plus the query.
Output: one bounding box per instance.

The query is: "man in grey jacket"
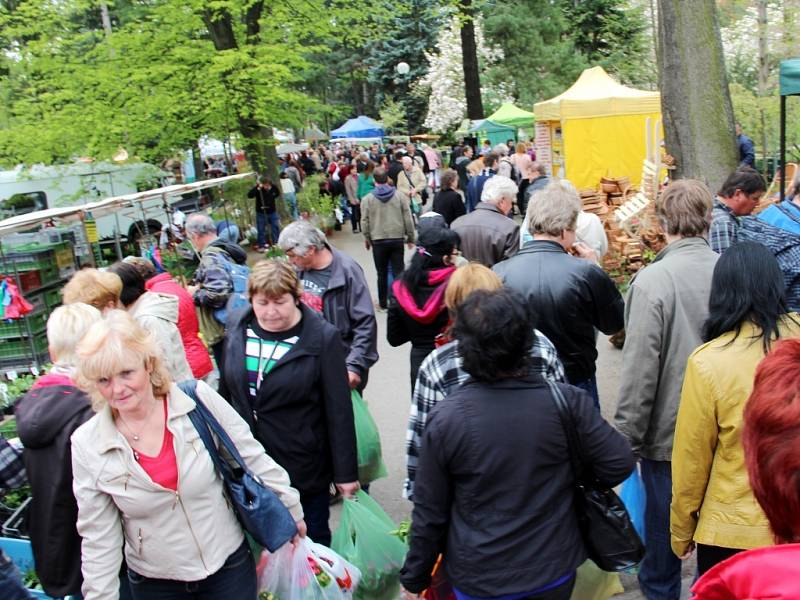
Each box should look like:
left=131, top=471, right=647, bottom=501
left=451, top=175, right=520, bottom=267
left=614, top=179, right=718, bottom=600
left=278, top=220, right=378, bottom=391
left=360, top=167, right=416, bottom=310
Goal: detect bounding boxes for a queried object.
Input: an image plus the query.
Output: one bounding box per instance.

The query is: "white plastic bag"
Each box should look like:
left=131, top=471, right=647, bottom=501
left=259, top=537, right=361, bottom=600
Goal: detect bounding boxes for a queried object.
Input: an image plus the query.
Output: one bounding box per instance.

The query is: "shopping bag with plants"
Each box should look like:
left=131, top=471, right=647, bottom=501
left=351, top=391, right=387, bottom=483
left=569, top=559, right=624, bottom=600
left=259, top=537, right=361, bottom=600
left=332, top=490, right=408, bottom=600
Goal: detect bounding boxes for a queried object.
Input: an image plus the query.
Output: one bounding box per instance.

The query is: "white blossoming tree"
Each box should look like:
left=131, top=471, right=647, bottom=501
left=419, top=17, right=510, bottom=133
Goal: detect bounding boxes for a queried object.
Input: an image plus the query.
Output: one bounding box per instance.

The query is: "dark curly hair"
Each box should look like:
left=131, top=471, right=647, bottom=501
left=452, top=288, right=534, bottom=382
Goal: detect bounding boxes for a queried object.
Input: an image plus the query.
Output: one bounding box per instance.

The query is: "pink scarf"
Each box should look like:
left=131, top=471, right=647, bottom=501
left=391, top=267, right=456, bottom=324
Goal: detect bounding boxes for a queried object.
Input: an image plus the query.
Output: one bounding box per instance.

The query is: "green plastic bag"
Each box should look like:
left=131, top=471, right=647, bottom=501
left=332, top=490, right=408, bottom=600
left=352, top=391, right=387, bottom=483
left=570, top=560, right=624, bottom=600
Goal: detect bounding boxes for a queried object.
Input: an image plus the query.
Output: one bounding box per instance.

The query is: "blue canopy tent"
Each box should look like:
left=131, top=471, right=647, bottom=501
left=330, top=116, right=385, bottom=139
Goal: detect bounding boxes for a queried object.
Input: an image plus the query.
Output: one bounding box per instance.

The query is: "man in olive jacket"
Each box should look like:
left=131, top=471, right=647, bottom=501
left=360, top=166, right=416, bottom=309
left=614, top=180, right=718, bottom=600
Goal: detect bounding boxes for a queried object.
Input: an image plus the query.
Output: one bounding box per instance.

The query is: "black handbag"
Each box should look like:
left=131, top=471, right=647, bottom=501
left=179, top=381, right=298, bottom=552
left=547, top=382, right=645, bottom=572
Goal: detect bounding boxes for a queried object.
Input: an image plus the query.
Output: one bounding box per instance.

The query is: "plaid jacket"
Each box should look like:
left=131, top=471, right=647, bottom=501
left=0, top=435, right=26, bottom=492
left=404, top=329, right=565, bottom=499
left=709, top=198, right=739, bottom=254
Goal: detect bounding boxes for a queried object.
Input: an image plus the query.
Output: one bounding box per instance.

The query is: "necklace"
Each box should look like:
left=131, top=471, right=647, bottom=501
left=116, top=398, right=158, bottom=443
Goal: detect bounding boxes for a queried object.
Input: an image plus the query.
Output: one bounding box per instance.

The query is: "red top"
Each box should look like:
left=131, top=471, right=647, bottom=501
left=692, top=543, right=800, bottom=599
left=136, top=400, right=178, bottom=491
left=146, top=273, right=213, bottom=378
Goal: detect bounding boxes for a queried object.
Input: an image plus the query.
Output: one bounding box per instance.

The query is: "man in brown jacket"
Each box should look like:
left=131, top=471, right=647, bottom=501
left=360, top=167, right=416, bottom=310
left=451, top=175, right=520, bottom=267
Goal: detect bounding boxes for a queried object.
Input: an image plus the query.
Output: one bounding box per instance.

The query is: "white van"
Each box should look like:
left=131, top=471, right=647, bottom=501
left=0, top=161, right=174, bottom=241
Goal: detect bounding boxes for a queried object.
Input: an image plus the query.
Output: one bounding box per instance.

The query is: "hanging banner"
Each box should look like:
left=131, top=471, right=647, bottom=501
left=534, top=122, right=553, bottom=176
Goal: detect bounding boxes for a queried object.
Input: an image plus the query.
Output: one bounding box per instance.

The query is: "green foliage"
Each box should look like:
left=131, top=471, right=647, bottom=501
left=482, top=0, right=587, bottom=106
left=364, top=0, right=444, bottom=131
left=562, top=0, right=652, bottom=86
left=296, top=175, right=335, bottom=228
left=730, top=83, right=800, bottom=163
left=379, top=98, right=408, bottom=134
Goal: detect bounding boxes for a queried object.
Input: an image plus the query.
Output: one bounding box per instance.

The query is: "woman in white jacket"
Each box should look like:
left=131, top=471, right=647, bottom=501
left=71, top=310, right=306, bottom=600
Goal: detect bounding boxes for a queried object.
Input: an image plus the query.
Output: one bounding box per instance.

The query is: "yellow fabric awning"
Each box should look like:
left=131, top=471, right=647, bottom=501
left=534, top=66, right=660, bottom=120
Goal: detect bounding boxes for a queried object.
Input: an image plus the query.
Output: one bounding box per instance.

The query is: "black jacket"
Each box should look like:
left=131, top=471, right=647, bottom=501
left=493, top=240, right=624, bottom=383
left=248, top=184, right=279, bottom=214
left=295, top=247, right=378, bottom=379
left=432, top=189, right=466, bottom=226
left=387, top=273, right=450, bottom=386
left=15, top=380, right=94, bottom=597
left=220, top=304, right=358, bottom=494
left=400, top=377, right=634, bottom=595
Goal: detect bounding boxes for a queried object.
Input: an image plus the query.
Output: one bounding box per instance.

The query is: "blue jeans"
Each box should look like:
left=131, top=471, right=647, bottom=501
left=638, top=459, right=682, bottom=600
left=256, top=212, right=281, bottom=247
left=127, top=540, right=255, bottom=600
left=573, top=375, right=600, bottom=411
left=284, top=192, right=299, bottom=220
left=300, top=489, right=331, bottom=547
left=0, top=550, right=33, bottom=600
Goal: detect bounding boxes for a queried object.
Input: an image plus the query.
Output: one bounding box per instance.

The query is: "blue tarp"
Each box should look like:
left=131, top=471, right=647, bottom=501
left=330, top=116, right=385, bottom=139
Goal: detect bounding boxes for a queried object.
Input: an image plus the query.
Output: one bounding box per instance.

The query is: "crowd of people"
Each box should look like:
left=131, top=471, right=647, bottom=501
left=1, top=135, right=800, bottom=600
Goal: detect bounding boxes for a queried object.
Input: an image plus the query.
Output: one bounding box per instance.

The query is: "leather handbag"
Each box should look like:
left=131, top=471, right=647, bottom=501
left=547, top=381, right=644, bottom=572
left=179, top=381, right=298, bottom=552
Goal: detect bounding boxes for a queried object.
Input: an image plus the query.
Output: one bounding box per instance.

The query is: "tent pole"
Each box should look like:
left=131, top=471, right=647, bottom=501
left=780, top=95, right=786, bottom=202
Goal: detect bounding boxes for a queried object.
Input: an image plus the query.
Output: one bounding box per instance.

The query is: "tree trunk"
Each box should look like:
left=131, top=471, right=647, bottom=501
left=201, top=5, right=278, bottom=179
left=657, top=0, right=737, bottom=193
left=757, top=0, right=769, bottom=179
left=459, top=0, right=484, bottom=120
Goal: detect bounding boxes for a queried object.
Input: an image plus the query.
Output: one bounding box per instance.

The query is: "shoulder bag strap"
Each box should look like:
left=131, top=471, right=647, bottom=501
left=178, top=380, right=256, bottom=481
left=546, top=381, right=584, bottom=482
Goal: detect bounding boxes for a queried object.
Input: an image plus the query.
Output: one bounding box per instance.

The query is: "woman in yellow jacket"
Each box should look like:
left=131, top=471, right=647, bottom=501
left=671, top=241, right=800, bottom=575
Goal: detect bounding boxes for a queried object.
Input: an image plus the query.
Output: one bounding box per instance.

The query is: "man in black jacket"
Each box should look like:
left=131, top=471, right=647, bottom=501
left=493, top=180, right=624, bottom=409
left=278, top=220, right=378, bottom=391
left=248, top=176, right=281, bottom=250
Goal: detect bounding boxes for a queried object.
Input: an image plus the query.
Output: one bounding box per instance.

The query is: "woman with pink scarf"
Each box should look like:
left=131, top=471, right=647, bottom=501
left=387, top=227, right=462, bottom=388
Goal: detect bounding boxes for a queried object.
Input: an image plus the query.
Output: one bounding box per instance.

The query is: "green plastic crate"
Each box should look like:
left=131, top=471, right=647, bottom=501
left=0, top=311, right=48, bottom=340
left=0, top=333, right=49, bottom=368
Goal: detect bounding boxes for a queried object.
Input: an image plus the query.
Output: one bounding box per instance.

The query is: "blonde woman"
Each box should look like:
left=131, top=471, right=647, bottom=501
left=71, top=311, right=304, bottom=600
left=62, top=269, right=123, bottom=312
left=15, top=304, right=101, bottom=598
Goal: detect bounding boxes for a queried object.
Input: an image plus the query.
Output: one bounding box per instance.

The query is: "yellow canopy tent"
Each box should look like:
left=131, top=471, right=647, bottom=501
left=533, top=66, right=661, bottom=189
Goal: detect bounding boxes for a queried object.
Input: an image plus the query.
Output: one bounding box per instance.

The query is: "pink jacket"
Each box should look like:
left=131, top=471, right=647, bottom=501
left=692, top=544, right=800, bottom=599
left=146, top=273, right=213, bottom=378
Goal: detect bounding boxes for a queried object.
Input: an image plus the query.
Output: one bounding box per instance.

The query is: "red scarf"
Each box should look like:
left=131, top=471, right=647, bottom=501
left=391, top=267, right=456, bottom=324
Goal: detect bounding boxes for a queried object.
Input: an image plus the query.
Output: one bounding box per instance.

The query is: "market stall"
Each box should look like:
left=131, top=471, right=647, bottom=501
left=487, top=103, right=535, bottom=131
left=467, top=119, right=516, bottom=148
left=330, top=116, right=385, bottom=139
left=533, top=66, right=661, bottom=189
left=780, top=58, right=800, bottom=200
left=0, top=172, right=254, bottom=372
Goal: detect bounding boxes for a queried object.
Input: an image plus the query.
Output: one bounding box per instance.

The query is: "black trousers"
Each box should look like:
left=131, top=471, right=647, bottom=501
left=372, top=239, right=405, bottom=308
left=697, top=544, right=744, bottom=576
left=350, top=204, right=361, bottom=231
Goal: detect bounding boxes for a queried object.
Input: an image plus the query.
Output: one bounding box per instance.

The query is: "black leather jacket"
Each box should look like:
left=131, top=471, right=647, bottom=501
left=493, top=240, right=624, bottom=383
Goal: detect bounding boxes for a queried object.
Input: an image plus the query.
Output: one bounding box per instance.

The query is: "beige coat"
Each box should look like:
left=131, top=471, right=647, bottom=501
left=71, top=381, right=302, bottom=600
left=129, top=292, right=193, bottom=382
left=396, top=166, right=427, bottom=201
